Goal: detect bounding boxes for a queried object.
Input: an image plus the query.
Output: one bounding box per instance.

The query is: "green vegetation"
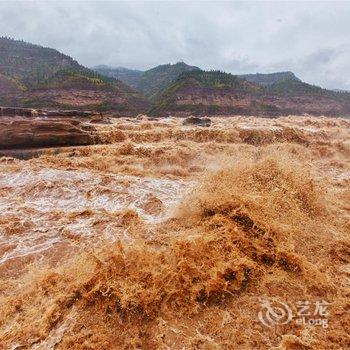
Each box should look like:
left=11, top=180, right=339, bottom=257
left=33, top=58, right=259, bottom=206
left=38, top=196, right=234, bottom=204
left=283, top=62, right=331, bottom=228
left=0, top=37, right=120, bottom=91
left=36, top=68, right=119, bottom=91
left=173, top=70, right=257, bottom=89
left=0, top=36, right=80, bottom=88
left=149, top=70, right=260, bottom=115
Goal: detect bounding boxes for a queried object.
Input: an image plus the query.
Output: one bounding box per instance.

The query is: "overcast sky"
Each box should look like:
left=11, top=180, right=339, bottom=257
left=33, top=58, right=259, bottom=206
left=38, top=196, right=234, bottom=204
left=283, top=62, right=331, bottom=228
left=1, top=1, right=350, bottom=90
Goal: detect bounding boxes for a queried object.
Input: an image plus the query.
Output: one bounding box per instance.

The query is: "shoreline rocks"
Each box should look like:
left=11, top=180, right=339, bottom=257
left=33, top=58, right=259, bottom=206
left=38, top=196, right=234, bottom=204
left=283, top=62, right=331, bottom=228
left=0, top=106, right=99, bottom=118
left=0, top=118, right=98, bottom=149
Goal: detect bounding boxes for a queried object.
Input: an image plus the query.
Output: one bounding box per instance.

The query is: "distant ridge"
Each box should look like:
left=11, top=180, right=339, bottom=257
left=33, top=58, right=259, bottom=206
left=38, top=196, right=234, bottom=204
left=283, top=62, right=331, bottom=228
left=91, top=65, right=143, bottom=90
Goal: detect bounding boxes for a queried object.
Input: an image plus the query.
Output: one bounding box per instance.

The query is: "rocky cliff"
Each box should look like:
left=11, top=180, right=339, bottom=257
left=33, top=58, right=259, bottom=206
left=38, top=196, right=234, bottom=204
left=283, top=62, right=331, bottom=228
left=0, top=117, right=98, bottom=149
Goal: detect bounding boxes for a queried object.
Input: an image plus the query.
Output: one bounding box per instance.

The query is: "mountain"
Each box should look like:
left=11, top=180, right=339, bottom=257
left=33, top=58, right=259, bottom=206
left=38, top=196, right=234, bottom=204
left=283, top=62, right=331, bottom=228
left=91, top=65, right=143, bottom=90
left=0, top=37, right=150, bottom=114
left=138, top=62, right=200, bottom=100
left=93, top=62, right=200, bottom=100
left=150, top=70, right=260, bottom=115
left=239, top=71, right=301, bottom=85
left=150, top=70, right=350, bottom=117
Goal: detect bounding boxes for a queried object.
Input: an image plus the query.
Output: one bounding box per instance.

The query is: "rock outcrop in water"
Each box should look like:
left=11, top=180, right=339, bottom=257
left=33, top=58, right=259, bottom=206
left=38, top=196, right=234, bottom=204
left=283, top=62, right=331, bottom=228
left=0, top=106, right=99, bottom=118
left=182, top=116, right=211, bottom=127
left=0, top=118, right=98, bottom=149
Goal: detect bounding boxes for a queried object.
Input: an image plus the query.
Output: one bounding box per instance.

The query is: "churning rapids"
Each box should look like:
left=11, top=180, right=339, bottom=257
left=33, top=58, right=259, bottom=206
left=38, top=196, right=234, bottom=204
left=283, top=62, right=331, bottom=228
left=0, top=116, right=349, bottom=349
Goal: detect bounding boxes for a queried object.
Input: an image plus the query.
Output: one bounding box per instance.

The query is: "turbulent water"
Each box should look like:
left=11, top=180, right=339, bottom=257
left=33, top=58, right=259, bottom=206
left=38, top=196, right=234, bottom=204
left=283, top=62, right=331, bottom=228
left=0, top=116, right=349, bottom=349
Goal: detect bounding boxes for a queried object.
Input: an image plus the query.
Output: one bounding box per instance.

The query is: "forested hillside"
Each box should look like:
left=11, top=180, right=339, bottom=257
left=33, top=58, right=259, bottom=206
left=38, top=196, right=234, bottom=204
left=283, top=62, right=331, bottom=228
left=150, top=70, right=350, bottom=116
left=0, top=37, right=149, bottom=113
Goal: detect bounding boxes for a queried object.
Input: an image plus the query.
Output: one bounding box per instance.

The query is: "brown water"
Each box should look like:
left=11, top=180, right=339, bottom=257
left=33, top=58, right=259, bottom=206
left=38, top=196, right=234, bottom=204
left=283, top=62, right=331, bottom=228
left=0, top=116, right=349, bottom=349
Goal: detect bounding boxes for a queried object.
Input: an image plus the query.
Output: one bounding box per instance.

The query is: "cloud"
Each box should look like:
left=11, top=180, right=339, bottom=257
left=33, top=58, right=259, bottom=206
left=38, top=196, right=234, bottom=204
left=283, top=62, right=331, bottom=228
left=0, top=1, right=350, bottom=89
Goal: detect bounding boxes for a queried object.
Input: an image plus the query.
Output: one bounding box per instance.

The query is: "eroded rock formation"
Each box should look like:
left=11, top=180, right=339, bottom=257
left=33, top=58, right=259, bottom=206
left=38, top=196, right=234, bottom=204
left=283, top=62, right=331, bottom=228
left=0, top=118, right=98, bottom=149
left=182, top=116, right=212, bottom=127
